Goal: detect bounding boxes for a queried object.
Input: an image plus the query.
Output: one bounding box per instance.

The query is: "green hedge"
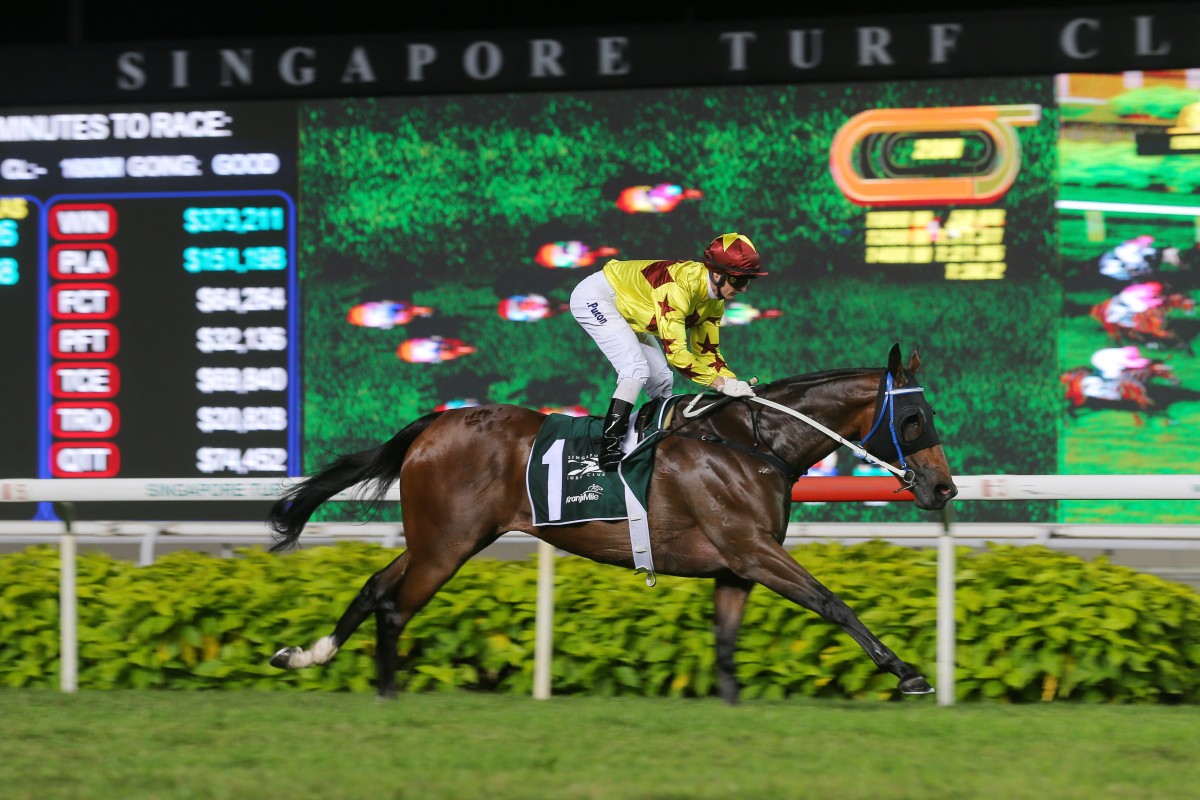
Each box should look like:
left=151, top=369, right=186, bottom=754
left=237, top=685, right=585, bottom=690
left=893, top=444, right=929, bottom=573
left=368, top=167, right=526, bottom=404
left=1, top=541, right=1197, bottom=702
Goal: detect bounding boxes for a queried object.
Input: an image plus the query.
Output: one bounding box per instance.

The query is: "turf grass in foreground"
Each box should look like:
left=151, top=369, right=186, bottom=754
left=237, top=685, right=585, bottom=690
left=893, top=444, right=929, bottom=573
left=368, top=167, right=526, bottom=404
left=1, top=690, right=1197, bottom=800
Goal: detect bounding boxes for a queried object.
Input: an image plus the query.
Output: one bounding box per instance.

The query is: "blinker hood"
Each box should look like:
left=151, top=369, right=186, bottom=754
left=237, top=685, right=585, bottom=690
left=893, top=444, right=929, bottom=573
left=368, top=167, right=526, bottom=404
left=860, top=371, right=942, bottom=463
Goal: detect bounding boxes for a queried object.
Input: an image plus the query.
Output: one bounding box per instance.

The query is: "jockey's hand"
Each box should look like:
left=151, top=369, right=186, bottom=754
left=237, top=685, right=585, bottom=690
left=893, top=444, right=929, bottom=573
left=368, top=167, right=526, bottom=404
left=718, top=379, right=755, bottom=398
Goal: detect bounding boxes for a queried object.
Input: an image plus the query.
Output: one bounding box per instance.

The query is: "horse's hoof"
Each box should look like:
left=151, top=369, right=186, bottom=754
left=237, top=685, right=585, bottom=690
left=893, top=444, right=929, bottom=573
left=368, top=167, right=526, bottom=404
left=899, top=675, right=935, bottom=695
left=270, top=647, right=298, bottom=669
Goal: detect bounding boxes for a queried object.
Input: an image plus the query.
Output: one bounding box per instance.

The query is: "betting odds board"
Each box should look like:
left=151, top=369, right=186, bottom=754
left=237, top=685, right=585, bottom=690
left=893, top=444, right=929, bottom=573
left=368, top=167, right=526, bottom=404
left=0, top=104, right=298, bottom=519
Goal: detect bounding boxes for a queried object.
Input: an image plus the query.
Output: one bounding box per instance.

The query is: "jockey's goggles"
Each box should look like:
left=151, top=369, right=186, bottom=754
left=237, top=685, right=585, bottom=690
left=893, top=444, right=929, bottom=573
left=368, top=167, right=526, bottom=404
left=726, top=274, right=753, bottom=289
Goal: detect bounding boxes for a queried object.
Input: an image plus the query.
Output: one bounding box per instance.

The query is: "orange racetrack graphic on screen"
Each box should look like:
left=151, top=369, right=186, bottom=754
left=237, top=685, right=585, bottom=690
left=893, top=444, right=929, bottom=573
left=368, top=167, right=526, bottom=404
left=830, top=105, right=1041, bottom=206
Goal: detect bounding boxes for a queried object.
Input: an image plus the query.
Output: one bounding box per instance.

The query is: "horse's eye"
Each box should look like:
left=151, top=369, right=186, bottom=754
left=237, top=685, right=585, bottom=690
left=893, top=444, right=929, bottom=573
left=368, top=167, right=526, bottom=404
left=898, top=410, right=924, bottom=443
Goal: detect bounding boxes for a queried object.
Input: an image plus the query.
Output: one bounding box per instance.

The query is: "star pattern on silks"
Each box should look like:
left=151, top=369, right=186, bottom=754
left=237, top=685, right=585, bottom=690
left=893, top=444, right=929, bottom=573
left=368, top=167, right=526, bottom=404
left=640, top=261, right=677, bottom=288
left=677, top=363, right=702, bottom=379
left=658, top=297, right=675, bottom=317
left=697, top=333, right=720, bottom=355
left=661, top=337, right=677, bottom=355
left=710, top=354, right=727, bottom=372
left=684, top=311, right=702, bottom=327
left=645, top=318, right=658, bottom=332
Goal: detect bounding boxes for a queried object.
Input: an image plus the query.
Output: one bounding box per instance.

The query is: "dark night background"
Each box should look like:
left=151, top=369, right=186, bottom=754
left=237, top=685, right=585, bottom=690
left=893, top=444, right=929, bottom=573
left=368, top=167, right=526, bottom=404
left=1, top=1, right=1189, bottom=44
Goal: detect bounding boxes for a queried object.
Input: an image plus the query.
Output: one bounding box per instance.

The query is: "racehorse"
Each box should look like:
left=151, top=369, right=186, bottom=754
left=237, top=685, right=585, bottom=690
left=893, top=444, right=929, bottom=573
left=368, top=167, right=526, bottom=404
left=1061, top=360, right=1184, bottom=423
left=1090, top=292, right=1197, bottom=354
left=267, top=344, right=958, bottom=703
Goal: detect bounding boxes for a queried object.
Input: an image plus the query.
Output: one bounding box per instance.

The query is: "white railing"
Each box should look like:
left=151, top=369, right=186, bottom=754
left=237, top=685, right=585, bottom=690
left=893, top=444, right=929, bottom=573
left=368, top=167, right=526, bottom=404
left=2, top=475, right=1199, bottom=706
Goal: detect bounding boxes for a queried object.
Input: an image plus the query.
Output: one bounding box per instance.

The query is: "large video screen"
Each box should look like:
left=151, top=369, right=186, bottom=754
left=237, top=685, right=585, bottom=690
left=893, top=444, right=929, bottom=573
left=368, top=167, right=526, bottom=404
left=297, top=78, right=1058, bottom=526
left=2, top=70, right=1197, bottom=523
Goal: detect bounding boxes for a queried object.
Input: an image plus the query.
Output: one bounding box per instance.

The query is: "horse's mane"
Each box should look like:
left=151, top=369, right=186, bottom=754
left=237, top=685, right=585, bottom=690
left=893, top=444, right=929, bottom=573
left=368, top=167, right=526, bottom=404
left=765, top=367, right=881, bottom=392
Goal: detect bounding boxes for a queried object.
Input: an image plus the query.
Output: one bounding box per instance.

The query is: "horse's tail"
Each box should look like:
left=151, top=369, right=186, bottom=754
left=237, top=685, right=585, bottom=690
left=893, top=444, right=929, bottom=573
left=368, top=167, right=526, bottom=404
left=267, top=412, right=443, bottom=552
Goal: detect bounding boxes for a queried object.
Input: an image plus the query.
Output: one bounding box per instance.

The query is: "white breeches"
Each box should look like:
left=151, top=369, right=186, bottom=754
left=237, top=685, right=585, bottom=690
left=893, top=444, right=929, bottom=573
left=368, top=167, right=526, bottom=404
left=570, top=271, right=673, bottom=400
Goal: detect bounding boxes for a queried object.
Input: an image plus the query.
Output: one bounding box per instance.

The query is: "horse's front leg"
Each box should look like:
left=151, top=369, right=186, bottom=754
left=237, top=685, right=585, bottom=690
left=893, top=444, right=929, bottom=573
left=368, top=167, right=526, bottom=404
left=732, top=542, right=933, bottom=695
left=713, top=574, right=754, bottom=705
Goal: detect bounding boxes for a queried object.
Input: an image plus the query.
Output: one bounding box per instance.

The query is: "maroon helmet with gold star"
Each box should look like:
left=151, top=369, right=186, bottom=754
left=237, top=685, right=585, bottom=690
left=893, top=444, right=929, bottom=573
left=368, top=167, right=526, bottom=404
left=703, top=233, right=766, bottom=277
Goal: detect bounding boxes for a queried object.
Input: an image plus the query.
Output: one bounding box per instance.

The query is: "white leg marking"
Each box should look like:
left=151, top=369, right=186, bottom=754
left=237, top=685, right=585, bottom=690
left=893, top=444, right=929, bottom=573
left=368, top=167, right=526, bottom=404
left=272, top=636, right=339, bottom=669
left=311, top=635, right=340, bottom=665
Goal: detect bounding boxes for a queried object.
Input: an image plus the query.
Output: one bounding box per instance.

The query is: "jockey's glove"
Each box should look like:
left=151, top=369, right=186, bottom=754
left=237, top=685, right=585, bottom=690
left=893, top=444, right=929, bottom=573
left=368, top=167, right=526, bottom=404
left=719, top=379, right=756, bottom=397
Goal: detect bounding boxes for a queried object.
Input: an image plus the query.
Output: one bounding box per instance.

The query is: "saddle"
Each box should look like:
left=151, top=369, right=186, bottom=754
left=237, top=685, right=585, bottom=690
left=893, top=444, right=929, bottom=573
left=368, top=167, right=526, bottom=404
left=631, top=394, right=687, bottom=442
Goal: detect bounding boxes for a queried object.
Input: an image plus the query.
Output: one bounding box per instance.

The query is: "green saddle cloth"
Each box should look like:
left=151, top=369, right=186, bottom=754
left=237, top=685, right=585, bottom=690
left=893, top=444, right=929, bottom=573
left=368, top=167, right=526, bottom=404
left=527, top=413, right=656, bottom=526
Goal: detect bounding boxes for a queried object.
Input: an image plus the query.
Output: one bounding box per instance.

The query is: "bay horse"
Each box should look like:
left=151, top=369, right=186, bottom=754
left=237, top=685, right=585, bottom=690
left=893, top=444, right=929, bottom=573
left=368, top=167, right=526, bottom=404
left=1062, top=360, right=1186, bottom=424
left=267, top=343, right=958, bottom=702
left=1090, top=292, right=1197, bottom=354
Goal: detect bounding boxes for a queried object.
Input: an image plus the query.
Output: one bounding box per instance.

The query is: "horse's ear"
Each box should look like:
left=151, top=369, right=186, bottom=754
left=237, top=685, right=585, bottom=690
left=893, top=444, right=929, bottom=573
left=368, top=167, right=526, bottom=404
left=887, top=343, right=911, bottom=387
left=887, top=343, right=902, bottom=378
left=907, top=345, right=922, bottom=375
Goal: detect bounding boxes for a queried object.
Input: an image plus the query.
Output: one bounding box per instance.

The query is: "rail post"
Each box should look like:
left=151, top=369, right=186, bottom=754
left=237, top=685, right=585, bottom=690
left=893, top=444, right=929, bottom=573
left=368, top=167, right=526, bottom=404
left=936, top=503, right=956, bottom=706
left=57, top=501, right=78, bottom=694
left=533, top=540, right=555, bottom=699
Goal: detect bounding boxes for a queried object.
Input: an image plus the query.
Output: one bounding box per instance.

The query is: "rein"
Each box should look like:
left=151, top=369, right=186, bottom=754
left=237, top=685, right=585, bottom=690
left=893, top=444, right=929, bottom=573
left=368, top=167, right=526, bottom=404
left=680, top=377, right=919, bottom=491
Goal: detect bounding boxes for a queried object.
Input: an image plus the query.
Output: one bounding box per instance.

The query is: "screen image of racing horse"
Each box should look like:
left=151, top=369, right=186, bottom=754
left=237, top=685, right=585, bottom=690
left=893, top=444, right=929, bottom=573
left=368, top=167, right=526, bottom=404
left=297, top=77, right=1062, bottom=527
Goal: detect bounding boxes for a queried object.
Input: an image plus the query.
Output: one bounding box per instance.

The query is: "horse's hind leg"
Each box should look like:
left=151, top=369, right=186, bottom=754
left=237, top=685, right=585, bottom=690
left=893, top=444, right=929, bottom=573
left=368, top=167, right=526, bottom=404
left=271, top=544, right=478, bottom=699
left=713, top=574, right=753, bottom=705
left=270, top=551, right=411, bottom=671
left=736, top=543, right=933, bottom=695
left=370, top=552, right=477, bottom=698
left=373, top=597, right=402, bottom=697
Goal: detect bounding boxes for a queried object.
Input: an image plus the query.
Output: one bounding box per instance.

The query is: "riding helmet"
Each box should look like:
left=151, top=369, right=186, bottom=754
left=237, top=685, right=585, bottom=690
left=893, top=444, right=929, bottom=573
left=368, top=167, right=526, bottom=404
left=704, top=233, right=767, bottom=276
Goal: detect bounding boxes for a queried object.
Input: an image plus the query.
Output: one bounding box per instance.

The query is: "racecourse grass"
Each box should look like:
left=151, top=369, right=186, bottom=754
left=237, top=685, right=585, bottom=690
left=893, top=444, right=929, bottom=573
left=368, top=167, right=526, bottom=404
left=1, top=691, right=1198, bottom=800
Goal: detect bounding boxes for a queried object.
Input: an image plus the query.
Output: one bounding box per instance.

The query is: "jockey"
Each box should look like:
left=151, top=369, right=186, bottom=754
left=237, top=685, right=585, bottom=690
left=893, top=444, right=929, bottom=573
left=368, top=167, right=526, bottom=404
left=570, top=232, right=767, bottom=471
left=1077, top=375, right=1123, bottom=402
left=1090, top=345, right=1150, bottom=380
left=1098, top=236, right=1180, bottom=283
left=1103, top=281, right=1165, bottom=326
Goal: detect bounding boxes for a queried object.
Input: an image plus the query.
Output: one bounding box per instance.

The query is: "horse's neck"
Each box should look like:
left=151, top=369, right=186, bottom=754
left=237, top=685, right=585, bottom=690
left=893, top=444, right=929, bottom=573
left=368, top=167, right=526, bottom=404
left=749, top=371, right=881, bottom=471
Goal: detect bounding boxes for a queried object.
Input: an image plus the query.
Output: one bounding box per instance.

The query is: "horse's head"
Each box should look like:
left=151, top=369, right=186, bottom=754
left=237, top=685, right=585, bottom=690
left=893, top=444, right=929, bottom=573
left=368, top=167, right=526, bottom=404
left=1164, top=293, right=1192, bottom=309
left=1148, top=360, right=1182, bottom=386
left=859, top=344, right=958, bottom=510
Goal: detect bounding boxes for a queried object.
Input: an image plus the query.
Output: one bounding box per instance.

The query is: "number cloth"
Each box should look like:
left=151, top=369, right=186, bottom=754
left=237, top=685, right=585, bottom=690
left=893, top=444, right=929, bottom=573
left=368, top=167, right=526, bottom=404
left=527, top=413, right=655, bottom=527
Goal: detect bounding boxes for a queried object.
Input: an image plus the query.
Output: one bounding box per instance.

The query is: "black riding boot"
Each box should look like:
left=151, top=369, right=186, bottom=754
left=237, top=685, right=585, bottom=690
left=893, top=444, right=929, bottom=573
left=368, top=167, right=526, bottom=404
left=599, top=398, right=634, bottom=472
